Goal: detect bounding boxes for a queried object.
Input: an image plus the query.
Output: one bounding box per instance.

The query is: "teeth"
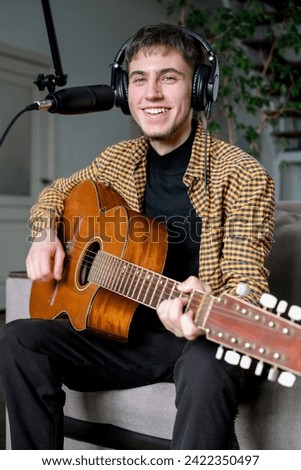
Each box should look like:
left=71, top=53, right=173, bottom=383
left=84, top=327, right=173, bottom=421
left=144, top=108, right=169, bottom=115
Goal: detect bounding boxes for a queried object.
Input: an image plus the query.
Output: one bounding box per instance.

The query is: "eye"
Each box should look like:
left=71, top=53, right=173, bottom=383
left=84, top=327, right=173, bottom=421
left=131, top=75, right=146, bottom=85
left=162, top=75, right=176, bottom=82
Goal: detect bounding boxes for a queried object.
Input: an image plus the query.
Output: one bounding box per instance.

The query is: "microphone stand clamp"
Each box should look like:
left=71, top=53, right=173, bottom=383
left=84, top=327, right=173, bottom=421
left=34, top=72, right=68, bottom=93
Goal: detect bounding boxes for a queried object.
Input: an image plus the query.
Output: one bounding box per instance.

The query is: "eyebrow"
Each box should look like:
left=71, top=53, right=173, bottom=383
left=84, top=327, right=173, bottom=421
left=128, top=67, right=185, bottom=80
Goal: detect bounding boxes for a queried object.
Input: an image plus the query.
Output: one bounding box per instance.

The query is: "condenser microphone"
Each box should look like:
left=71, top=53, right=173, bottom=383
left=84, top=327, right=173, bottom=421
left=28, top=84, right=115, bottom=115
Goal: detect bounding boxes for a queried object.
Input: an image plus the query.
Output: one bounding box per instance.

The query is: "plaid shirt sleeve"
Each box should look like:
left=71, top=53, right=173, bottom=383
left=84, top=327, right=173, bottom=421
left=197, top=137, right=275, bottom=305
left=28, top=158, right=105, bottom=239
left=28, top=136, right=147, bottom=239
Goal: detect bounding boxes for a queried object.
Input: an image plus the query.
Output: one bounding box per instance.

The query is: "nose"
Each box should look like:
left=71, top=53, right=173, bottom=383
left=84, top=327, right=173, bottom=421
left=145, top=77, right=163, bottom=100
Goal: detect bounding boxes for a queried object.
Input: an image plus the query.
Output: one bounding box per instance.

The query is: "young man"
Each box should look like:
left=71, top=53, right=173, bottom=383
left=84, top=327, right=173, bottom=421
left=0, top=23, right=275, bottom=449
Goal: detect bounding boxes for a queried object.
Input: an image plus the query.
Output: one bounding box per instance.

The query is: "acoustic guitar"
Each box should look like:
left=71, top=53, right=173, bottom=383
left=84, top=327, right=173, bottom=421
left=30, top=180, right=301, bottom=387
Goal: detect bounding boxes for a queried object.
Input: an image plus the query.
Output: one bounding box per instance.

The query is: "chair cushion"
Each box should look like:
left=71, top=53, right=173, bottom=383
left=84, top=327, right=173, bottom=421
left=266, top=207, right=301, bottom=308
left=236, top=377, right=301, bottom=449
left=63, top=382, right=176, bottom=440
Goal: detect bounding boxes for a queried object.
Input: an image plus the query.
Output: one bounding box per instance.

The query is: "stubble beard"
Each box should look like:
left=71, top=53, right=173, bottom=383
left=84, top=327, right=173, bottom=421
left=139, top=110, right=192, bottom=143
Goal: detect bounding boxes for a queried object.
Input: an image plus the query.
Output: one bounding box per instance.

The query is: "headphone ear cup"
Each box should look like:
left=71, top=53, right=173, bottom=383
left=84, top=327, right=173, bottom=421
left=115, top=70, right=130, bottom=115
left=192, top=64, right=211, bottom=111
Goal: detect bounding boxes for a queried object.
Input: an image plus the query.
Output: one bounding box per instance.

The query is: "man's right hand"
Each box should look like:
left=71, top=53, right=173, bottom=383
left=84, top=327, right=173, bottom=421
left=26, top=228, right=65, bottom=282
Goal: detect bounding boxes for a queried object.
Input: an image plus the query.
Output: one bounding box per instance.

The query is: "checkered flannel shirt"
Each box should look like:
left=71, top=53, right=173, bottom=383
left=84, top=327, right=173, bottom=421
left=29, top=120, right=275, bottom=304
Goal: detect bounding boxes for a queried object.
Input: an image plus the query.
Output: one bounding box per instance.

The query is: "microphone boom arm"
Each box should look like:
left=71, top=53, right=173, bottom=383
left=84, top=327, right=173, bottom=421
left=34, top=0, right=68, bottom=93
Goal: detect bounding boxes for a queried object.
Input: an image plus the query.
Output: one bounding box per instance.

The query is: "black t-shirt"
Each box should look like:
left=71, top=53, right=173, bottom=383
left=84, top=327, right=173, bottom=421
left=130, top=122, right=203, bottom=333
left=143, top=123, right=202, bottom=282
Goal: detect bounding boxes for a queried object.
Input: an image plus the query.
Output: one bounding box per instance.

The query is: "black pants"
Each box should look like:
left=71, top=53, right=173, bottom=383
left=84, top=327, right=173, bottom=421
left=0, top=317, right=245, bottom=450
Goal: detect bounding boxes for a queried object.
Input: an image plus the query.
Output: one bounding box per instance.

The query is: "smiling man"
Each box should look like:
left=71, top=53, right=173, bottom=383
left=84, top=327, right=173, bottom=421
left=128, top=47, right=193, bottom=151
left=0, top=23, right=275, bottom=450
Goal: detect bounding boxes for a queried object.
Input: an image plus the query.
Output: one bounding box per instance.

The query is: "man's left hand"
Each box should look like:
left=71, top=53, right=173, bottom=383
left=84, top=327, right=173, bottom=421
left=157, top=276, right=212, bottom=340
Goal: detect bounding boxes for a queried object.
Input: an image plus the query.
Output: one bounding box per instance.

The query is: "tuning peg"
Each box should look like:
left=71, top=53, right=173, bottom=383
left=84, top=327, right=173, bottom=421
left=254, top=361, right=264, bottom=376
left=260, top=293, right=277, bottom=309
left=240, top=355, right=252, bottom=369
left=236, top=283, right=250, bottom=297
left=215, top=345, right=224, bottom=360
left=288, top=305, right=301, bottom=322
left=267, top=366, right=279, bottom=382
left=276, top=300, right=288, bottom=316
left=224, top=350, right=241, bottom=365
left=278, top=371, right=296, bottom=388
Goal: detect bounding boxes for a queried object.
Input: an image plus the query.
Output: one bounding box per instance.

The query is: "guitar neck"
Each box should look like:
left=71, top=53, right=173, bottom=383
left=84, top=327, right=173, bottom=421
left=88, top=250, right=211, bottom=325
left=89, top=250, right=182, bottom=309
left=88, top=250, right=301, bottom=378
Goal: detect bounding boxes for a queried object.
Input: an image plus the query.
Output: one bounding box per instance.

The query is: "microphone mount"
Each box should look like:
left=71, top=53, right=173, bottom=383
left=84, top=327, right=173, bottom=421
left=34, top=0, right=68, bottom=93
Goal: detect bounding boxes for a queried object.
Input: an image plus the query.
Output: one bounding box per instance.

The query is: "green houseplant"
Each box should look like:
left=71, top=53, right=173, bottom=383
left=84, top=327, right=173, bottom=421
left=157, top=0, right=301, bottom=156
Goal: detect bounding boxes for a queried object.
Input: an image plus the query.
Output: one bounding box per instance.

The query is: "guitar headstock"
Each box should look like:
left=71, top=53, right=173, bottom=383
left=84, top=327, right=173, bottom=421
left=194, top=284, right=301, bottom=387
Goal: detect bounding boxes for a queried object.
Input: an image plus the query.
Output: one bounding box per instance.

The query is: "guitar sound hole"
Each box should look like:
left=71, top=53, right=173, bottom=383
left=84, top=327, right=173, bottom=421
left=78, top=241, right=100, bottom=286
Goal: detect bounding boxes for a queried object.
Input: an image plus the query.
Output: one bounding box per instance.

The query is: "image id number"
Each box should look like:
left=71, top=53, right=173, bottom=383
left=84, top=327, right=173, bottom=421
left=184, top=454, right=260, bottom=465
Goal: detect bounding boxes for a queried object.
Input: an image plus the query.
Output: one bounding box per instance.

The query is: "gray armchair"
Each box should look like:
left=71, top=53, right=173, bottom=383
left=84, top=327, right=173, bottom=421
left=5, top=200, right=301, bottom=450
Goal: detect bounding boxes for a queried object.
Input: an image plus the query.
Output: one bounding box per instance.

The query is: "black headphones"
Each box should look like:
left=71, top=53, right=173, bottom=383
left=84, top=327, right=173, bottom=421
left=110, top=27, right=220, bottom=116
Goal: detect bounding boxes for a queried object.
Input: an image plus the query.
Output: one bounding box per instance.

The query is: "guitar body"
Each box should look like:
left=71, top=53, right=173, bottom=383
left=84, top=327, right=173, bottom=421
left=30, top=181, right=168, bottom=341
left=29, top=181, right=301, bottom=382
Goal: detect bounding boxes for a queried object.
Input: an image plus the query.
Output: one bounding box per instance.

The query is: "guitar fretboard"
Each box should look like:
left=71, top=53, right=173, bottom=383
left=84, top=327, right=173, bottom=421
left=88, top=250, right=183, bottom=310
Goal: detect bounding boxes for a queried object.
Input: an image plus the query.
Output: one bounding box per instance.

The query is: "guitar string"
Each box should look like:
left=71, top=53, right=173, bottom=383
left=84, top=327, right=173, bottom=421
left=57, top=241, right=301, bottom=336
left=60, top=241, right=283, bottom=313
left=63, top=240, right=169, bottom=285
left=37, top=239, right=301, bottom=372
left=60, top=243, right=268, bottom=320
left=59, top=239, right=301, bottom=366
left=62, top=240, right=184, bottom=304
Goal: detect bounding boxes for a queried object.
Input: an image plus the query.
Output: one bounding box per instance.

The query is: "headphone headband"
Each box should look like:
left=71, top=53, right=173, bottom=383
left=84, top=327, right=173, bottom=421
left=111, top=26, right=219, bottom=115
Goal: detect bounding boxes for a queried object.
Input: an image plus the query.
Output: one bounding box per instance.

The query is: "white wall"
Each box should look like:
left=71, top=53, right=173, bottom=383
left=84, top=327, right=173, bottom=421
left=0, top=0, right=176, bottom=309
left=0, top=0, right=174, bottom=178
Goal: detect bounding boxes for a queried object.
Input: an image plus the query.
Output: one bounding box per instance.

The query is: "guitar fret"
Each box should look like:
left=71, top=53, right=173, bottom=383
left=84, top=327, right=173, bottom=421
left=166, top=279, right=178, bottom=300
left=89, top=250, right=180, bottom=312
left=153, top=277, right=168, bottom=308
left=129, top=263, right=139, bottom=297
left=139, top=269, right=151, bottom=304
left=119, top=263, right=132, bottom=297
left=118, top=261, right=131, bottom=295
left=157, top=278, right=178, bottom=308
left=111, top=258, right=119, bottom=291
left=105, top=252, right=115, bottom=289
left=123, top=263, right=139, bottom=298
left=146, top=273, right=160, bottom=308
left=152, top=275, right=169, bottom=308
left=89, top=252, right=99, bottom=284
left=90, top=252, right=110, bottom=288
left=129, top=269, right=141, bottom=299
left=143, top=272, right=160, bottom=308
left=101, top=252, right=110, bottom=285
left=92, top=252, right=105, bottom=286
left=102, top=253, right=112, bottom=287
left=115, top=259, right=128, bottom=294
left=168, top=281, right=177, bottom=300
left=93, top=252, right=108, bottom=284
left=129, top=268, right=144, bottom=300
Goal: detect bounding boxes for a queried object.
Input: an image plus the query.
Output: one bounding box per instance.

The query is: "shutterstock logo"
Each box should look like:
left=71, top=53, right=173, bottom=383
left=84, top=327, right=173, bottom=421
left=27, top=207, right=274, bottom=245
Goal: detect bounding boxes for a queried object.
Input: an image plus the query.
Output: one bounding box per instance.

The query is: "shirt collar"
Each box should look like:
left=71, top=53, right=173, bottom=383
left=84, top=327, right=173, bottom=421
left=184, top=120, right=209, bottom=186
left=130, top=119, right=209, bottom=181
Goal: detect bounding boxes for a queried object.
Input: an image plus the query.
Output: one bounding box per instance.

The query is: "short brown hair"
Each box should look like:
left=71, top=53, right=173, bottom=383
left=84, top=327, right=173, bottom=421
left=125, top=23, right=205, bottom=72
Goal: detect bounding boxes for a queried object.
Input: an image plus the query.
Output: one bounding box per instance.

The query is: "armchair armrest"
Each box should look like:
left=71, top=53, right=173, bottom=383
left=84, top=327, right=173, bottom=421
left=5, top=272, right=31, bottom=323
